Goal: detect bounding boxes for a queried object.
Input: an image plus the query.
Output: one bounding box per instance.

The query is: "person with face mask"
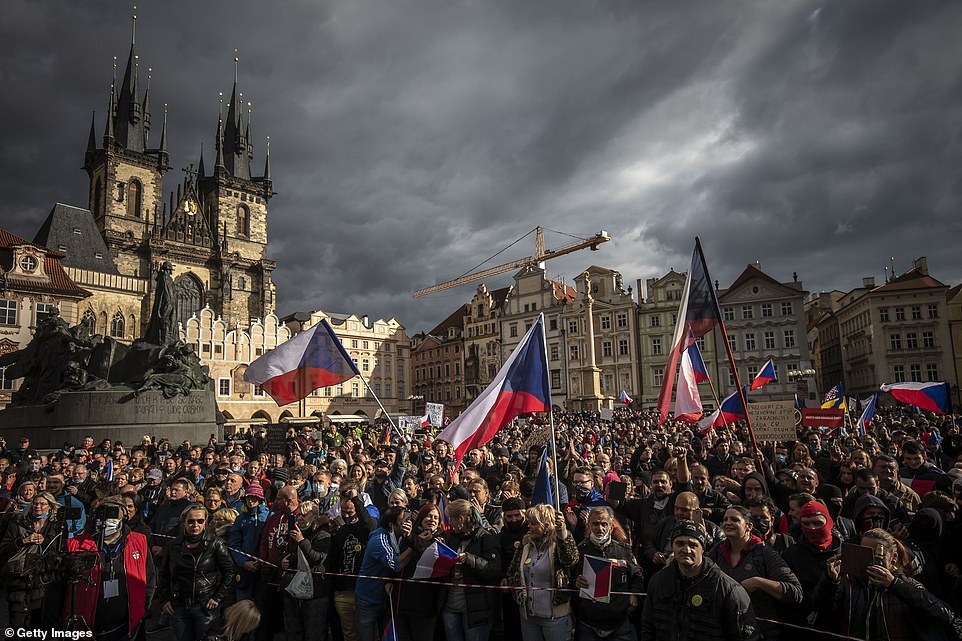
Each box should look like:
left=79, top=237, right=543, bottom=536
left=395, top=503, right=445, bottom=641
left=814, top=484, right=857, bottom=542
left=498, top=498, right=528, bottom=641
left=573, top=507, right=643, bottom=641
left=852, top=494, right=892, bottom=536
left=330, top=483, right=378, bottom=641
left=782, top=500, right=843, bottom=633
left=64, top=495, right=156, bottom=640
left=0, top=493, right=60, bottom=628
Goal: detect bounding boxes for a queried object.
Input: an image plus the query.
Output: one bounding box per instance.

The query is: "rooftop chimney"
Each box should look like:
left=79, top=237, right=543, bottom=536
left=912, top=257, right=928, bottom=276
left=362, top=314, right=370, bottom=327
left=862, top=277, right=876, bottom=288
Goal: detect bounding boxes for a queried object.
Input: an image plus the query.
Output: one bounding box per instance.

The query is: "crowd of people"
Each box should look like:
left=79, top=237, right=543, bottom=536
left=0, top=405, right=961, bottom=641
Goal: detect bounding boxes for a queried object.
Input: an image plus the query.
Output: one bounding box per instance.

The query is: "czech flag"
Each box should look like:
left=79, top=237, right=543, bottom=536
left=531, top=447, right=554, bottom=507
left=698, top=387, right=747, bottom=429
left=104, top=459, right=114, bottom=482
left=580, top=555, right=614, bottom=603
left=656, top=239, right=724, bottom=425
left=437, top=313, right=550, bottom=470
left=880, top=382, right=950, bottom=414
left=420, top=414, right=433, bottom=428
left=856, top=394, right=877, bottom=435
left=821, top=382, right=847, bottom=411
left=411, top=540, right=459, bottom=579
left=619, top=390, right=633, bottom=405
left=750, top=359, right=777, bottom=390
left=244, top=319, right=360, bottom=406
left=674, top=345, right=703, bottom=424
left=687, top=340, right=710, bottom=383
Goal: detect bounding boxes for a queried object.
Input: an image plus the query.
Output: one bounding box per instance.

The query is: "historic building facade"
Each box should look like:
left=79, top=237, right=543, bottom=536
left=947, top=283, right=962, bottom=408
left=462, top=284, right=510, bottom=403
left=411, top=305, right=468, bottom=416
left=0, top=228, right=90, bottom=407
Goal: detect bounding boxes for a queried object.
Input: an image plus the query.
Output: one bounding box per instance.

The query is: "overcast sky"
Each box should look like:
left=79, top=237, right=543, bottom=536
left=3, top=1, right=961, bottom=332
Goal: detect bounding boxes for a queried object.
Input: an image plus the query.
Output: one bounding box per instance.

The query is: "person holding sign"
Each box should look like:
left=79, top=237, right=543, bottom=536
left=574, top=507, right=643, bottom=641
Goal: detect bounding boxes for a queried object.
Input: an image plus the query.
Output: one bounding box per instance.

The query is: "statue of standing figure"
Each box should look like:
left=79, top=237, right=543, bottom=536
left=145, top=261, right=176, bottom=346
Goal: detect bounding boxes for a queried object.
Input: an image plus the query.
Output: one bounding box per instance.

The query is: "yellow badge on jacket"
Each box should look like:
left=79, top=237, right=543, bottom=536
left=691, top=594, right=703, bottom=607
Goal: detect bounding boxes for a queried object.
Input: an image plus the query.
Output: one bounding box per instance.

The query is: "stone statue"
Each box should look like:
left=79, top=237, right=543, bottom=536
left=145, top=261, right=176, bottom=346
left=133, top=340, right=210, bottom=398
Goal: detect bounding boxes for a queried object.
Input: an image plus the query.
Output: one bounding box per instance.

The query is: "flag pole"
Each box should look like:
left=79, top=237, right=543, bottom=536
left=695, top=238, right=762, bottom=464
left=540, top=313, right=561, bottom=511
left=357, top=373, right=405, bottom=442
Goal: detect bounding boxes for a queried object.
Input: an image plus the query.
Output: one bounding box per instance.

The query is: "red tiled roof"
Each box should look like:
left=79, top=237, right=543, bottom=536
left=429, top=304, right=469, bottom=337
left=0, top=226, right=89, bottom=298
left=548, top=278, right=576, bottom=302
left=947, top=283, right=962, bottom=302
left=0, top=228, right=32, bottom=249
left=872, top=270, right=945, bottom=293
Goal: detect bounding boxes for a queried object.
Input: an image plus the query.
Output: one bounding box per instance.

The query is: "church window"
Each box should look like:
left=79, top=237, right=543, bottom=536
left=110, top=312, right=125, bottom=338
left=94, top=178, right=103, bottom=216
left=173, top=274, right=204, bottom=331
left=126, top=179, right=143, bottom=218
left=238, top=277, right=246, bottom=291
left=237, top=204, right=250, bottom=237
left=81, top=309, right=96, bottom=333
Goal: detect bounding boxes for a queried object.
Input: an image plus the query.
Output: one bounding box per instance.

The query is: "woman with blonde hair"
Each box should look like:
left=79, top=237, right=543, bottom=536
left=821, top=527, right=953, bottom=640
left=508, top=503, right=579, bottom=641
left=203, top=599, right=261, bottom=641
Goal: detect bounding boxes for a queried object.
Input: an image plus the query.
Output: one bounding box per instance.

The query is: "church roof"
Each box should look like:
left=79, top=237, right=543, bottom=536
left=32, top=203, right=118, bottom=275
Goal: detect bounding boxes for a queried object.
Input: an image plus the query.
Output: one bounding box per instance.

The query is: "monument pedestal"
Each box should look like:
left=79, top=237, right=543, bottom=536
left=0, top=389, right=220, bottom=448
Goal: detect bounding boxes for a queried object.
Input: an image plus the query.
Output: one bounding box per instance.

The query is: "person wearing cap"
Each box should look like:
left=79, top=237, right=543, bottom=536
left=499, top=497, right=528, bottom=641
left=229, top=483, right=269, bottom=601
left=640, top=519, right=757, bottom=641
left=9, top=436, right=38, bottom=466
left=365, top=455, right=405, bottom=516
left=782, top=500, right=842, bottom=632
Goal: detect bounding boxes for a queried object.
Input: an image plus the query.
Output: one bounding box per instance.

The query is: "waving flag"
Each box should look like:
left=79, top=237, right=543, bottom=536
left=656, top=239, right=725, bottom=425
left=531, top=447, right=554, bottom=506
left=580, top=555, right=614, bottom=603
left=674, top=345, right=703, bottom=423
left=437, top=314, right=550, bottom=469
left=619, top=390, right=633, bottom=405
left=687, top=340, right=710, bottom=383
left=880, top=382, right=950, bottom=414
left=419, top=414, right=432, bottom=428
left=244, top=319, right=360, bottom=406
left=856, top=394, right=878, bottom=435
left=698, top=388, right=747, bottom=429
left=104, top=459, right=114, bottom=483
left=751, top=359, right=777, bottom=390
left=821, top=382, right=848, bottom=411
left=412, top=540, right=459, bottom=579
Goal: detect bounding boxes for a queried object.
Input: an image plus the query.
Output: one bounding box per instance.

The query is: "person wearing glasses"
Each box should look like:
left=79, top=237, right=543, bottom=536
left=157, top=504, right=235, bottom=641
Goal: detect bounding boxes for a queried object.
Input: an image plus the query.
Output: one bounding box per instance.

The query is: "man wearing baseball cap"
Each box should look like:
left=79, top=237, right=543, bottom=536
left=641, top=520, right=757, bottom=641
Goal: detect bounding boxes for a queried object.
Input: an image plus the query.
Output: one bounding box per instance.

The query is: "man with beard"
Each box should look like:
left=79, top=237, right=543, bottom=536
left=365, top=457, right=404, bottom=514
left=641, top=520, right=756, bottom=641
left=65, top=496, right=156, bottom=640
left=839, top=468, right=910, bottom=524
left=330, top=483, right=378, bottom=641
left=689, top=463, right=731, bottom=524
left=873, top=454, right=921, bottom=516
left=614, top=468, right=678, bottom=552
left=574, top=507, right=643, bottom=641
left=499, top=498, right=528, bottom=641
left=256, top=486, right=300, bottom=641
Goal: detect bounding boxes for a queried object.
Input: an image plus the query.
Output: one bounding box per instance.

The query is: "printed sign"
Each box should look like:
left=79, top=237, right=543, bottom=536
left=800, top=408, right=845, bottom=429
left=747, top=400, right=798, bottom=442
left=425, top=402, right=445, bottom=427
left=599, top=408, right=614, bottom=422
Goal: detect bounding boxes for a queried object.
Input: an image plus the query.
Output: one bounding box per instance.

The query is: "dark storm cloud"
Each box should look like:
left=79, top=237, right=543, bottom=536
left=2, top=1, right=960, bottom=332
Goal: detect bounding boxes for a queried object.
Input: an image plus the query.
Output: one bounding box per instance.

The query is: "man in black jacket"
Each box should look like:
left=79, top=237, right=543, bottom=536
left=641, top=520, right=757, bottom=641
left=498, top=498, right=528, bottom=641
left=574, top=507, right=644, bottom=641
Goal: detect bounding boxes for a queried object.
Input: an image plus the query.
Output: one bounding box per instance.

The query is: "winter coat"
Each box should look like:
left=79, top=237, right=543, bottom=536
left=817, top=571, right=954, bottom=641
left=441, top=524, right=502, bottom=628
left=282, top=524, right=331, bottom=598
left=781, top=533, right=842, bottom=628
left=0, top=512, right=60, bottom=612
left=157, top=530, right=235, bottom=605
left=707, top=537, right=802, bottom=640
left=574, top=537, right=644, bottom=632
left=641, top=557, right=758, bottom=641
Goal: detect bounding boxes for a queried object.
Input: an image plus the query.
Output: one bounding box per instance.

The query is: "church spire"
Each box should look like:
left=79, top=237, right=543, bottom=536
left=86, top=111, right=97, bottom=154
left=263, top=136, right=272, bottom=182
left=158, top=102, right=168, bottom=154
left=113, top=8, right=149, bottom=152
left=104, top=57, right=117, bottom=146
left=197, top=142, right=206, bottom=179
left=222, top=50, right=252, bottom=181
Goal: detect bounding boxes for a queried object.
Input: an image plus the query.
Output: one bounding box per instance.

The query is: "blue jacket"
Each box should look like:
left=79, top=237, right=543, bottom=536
left=55, top=493, right=86, bottom=538
left=228, top=503, right=270, bottom=567
left=355, top=527, right=400, bottom=606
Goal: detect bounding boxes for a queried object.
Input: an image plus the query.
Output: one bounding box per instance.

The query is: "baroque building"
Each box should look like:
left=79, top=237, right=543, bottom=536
left=462, top=284, right=510, bottom=402
left=411, top=305, right=468, bottom=416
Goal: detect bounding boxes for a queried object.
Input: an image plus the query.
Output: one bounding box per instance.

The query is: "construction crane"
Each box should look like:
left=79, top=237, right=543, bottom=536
left=413, top=226, right=610, bottom=298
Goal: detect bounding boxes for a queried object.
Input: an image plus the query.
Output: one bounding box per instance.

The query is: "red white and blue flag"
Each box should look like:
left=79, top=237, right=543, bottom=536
left=420, top=414, right=432, bottom=428
left=411, top=540, right=459, bottom=579
left=750, top=359, right=777, bottom=391
left=856, top=394, right=877, bottom=435
left=687, top=340, right=710, bottom=383
left=880, top=382, right=950, bottom=414
left=437, top=313, right=550, bottom=469
left=656, top=239, right=725, bottom=425
left=674, top=345, right=704, bottom=424
left=580, top=555, right=614, bottom=603
left=619, top=390, right=633, bottom=405
left=244, top=319, right=360, bottom=406
left=699, top=387, right=748, bottom=429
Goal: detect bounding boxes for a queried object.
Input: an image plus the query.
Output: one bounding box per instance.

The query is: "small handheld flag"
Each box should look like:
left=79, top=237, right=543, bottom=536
left=687, top=340, right=710, bottom=383
left=750, top=359, right=777, bottom=391
left=411, top=540, right=459, bottom=579
left=822, top=382, right=848, bottom=411
left=104, top=459, right=114, bottom=483
left=856, top=394, right=878, bottom=435
left=580, top=555, right=613, bottom=603
left=618, top=390, right=633, bottom=405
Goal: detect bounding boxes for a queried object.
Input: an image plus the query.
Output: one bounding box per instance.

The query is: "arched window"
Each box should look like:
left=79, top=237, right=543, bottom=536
left=126, top=179, right=143, bottom=217
left=173, top=274, right=204, bottom=331
left=236, top=204, right=250, bottom=237
left=93, top=178, right=103, bottom=217
left=81, top=309, right=96, bottom=334
left=110, top=312, right=125, bottom=338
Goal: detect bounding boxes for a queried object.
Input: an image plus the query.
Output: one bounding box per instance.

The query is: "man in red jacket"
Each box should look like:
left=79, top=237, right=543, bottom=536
left=64, top=496, right=155, bottom=640
left=254, top=485, right=300, bottom=641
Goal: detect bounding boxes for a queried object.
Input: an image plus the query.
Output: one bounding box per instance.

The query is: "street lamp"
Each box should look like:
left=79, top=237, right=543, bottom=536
left=407, top=394, right=424, bottom=414
left=787, top=369, right=816, bottom=381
